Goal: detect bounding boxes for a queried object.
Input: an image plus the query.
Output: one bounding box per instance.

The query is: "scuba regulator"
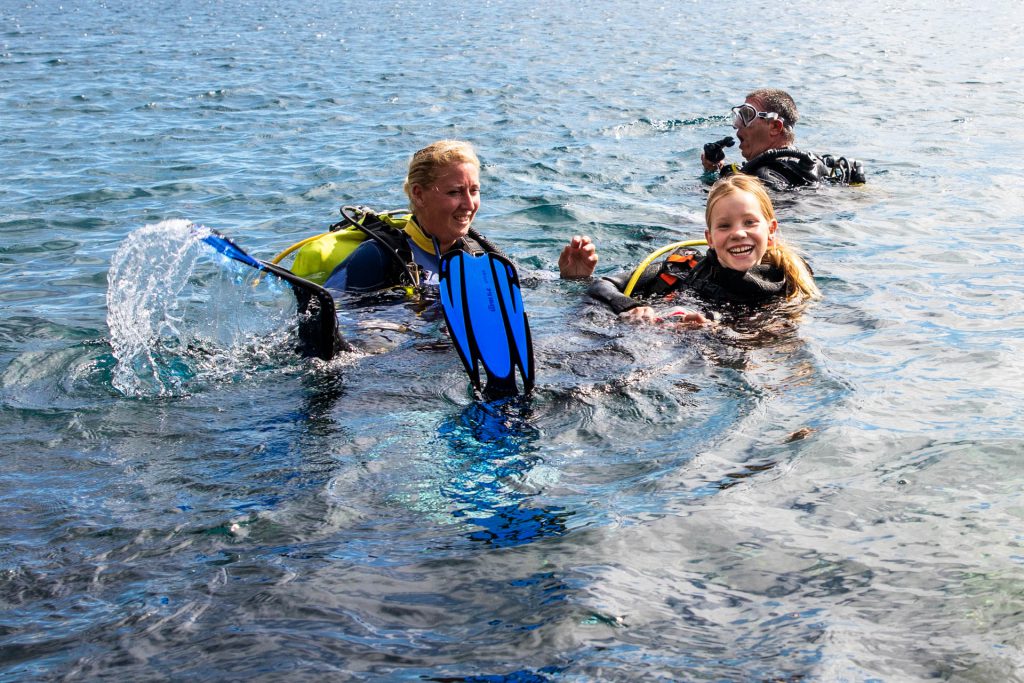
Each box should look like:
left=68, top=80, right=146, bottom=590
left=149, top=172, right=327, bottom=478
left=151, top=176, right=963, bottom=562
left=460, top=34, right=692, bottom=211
left=703, top=136, right=735, bottom=163
left=821, top=154, right=867, bottom=185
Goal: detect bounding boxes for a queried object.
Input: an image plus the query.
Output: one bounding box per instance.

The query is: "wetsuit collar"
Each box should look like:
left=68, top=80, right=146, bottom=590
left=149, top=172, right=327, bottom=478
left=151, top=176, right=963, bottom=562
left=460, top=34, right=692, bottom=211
left=403, top=215, right=438, bottom=255
left=691, top=249, right=788, bottom=303
left=406, top=215, right=479, bottom=259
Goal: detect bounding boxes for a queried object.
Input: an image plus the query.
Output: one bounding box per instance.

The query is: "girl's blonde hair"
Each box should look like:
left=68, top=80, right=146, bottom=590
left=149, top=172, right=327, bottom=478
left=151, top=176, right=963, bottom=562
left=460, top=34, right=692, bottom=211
left=705, top=175, right=820, bottom=300
left=403, top=140, right=480, bottom=208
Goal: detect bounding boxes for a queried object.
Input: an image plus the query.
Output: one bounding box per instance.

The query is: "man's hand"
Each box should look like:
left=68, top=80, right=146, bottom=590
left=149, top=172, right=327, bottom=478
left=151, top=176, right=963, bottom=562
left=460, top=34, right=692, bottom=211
left=701, top=152, right=724, bottom=173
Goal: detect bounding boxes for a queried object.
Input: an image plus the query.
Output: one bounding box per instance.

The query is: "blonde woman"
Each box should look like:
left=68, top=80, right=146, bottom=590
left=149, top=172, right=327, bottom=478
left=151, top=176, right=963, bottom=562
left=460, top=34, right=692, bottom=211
left=324, top=139, right=596, bottom=292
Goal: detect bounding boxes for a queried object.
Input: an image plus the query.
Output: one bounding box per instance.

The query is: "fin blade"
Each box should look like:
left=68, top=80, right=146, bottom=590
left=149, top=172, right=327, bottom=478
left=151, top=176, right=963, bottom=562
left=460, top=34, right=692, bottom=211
left=199, top=229, right=263, bottom=270
left=439, top=250, right=534, bottom=398
left=439, top=254, right=482, bottom=387
left=488, top=256, right=534, bottom=393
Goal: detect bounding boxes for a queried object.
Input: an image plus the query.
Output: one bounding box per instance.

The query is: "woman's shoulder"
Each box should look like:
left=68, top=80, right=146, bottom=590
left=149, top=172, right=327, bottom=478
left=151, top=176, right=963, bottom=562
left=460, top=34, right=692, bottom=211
left=324, top=239, right=401, bottom=292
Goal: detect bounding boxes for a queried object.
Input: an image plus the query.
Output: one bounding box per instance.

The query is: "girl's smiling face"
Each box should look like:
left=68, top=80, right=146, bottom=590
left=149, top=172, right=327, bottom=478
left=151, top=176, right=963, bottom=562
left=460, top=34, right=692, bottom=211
left=704, top=188, right=778, bottom=271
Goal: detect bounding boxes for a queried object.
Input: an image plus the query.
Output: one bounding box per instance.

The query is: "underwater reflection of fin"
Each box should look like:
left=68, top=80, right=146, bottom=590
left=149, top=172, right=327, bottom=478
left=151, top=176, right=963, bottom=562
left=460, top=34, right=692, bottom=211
left=462, top=498, right=570, bottom=548
left=197, top=227, right=350, bottom=360
left=438, top=251, right=535, bottom=399
left=440, top=399, right=569, bottom=549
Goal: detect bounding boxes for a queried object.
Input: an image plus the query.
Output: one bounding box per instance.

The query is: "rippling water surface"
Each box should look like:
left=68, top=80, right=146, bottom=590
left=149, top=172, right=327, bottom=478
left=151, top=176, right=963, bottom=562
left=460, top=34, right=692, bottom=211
left=2, top=0, right=1023, bottom=680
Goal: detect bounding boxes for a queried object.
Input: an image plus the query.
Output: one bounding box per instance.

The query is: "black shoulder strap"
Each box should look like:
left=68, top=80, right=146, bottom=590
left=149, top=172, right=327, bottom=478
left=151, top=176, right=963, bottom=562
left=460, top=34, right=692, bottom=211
left=339, top=206, right=416, bottom=285
left=337, top=207, right=506, bottom=284
left=646, top=247, right=701, bottom=296
left=465, top=228, right=510, bottom=260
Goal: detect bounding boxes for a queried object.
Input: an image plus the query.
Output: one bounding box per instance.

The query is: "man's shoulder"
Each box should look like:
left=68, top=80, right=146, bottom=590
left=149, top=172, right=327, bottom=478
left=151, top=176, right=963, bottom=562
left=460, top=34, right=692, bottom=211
left=744, top=146, right=866, bottom=186
left=742, top=147, right=824, bottom=189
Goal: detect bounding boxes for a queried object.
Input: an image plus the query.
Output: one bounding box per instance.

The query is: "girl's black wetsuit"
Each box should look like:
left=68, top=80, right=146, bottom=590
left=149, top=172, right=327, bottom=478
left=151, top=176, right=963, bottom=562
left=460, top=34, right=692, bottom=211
left=587, top=247, right=790, bottom=315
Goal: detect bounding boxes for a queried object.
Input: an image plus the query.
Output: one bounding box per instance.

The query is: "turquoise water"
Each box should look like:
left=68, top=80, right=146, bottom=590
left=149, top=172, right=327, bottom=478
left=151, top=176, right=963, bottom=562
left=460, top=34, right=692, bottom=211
left=3, top=0, right=1024, bottom=680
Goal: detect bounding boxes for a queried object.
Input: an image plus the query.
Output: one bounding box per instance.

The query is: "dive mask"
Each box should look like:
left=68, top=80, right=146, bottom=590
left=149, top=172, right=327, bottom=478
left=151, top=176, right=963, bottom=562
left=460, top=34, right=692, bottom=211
left=731, top=103, right=783, bottom=129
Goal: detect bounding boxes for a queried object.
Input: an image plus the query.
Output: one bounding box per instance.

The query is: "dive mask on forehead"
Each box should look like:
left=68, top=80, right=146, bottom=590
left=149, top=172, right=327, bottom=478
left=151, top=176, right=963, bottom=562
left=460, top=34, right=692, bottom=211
left=731, top=103, right=783, bottom=129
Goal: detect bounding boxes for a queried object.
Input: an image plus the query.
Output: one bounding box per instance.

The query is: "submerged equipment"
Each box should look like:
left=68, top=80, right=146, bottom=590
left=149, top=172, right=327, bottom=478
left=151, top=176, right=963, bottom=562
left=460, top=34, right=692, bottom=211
left=438, top=250, right=535, bottom=399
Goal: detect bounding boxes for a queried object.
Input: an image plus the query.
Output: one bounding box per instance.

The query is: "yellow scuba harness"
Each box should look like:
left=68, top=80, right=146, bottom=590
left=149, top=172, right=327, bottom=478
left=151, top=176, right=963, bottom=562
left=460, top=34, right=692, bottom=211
left=622, top=239, right=708, bottom=297
left=270, top=206, right=432, bottom=289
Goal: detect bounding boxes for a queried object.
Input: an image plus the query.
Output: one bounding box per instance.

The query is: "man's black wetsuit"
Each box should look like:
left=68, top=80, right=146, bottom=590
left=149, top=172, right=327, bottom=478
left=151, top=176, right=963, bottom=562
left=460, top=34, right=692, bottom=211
left=714, top=147, right=865, bottom=191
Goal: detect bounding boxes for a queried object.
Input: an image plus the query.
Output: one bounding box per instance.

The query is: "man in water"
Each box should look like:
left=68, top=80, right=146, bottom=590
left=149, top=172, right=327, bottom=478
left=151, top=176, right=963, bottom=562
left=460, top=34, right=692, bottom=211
left=700, top=88, right=864, bottom=190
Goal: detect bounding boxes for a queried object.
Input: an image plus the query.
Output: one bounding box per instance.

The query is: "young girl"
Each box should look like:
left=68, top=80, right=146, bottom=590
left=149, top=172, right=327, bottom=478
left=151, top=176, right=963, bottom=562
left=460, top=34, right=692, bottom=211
left=587, top=174, right=819, bottom=324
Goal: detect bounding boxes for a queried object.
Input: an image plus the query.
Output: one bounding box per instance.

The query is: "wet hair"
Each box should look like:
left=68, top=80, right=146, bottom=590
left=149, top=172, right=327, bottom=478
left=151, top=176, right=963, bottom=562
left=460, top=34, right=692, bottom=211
left=747, top=88, right=798, bottom=145
left=403, top=140, right=480, bottom=207
left=705, top=175, right=820, bottom=300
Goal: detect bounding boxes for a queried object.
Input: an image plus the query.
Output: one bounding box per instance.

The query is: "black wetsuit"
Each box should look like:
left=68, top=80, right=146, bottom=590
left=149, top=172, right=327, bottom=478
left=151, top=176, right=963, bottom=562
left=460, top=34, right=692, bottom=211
left=714, top=147, right=865, bottom=191
left=587, top=248, right=790, bottom=315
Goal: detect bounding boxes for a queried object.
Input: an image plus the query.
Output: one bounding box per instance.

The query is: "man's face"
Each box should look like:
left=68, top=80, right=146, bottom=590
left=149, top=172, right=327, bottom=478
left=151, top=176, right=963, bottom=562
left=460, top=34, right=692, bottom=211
left=735, top=95, right=781, bottom=160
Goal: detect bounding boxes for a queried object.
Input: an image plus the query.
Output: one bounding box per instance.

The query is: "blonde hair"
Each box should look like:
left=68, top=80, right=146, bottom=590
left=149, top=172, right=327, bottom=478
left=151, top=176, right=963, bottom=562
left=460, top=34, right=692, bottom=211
left=403, top=140, right=480, bottom=208
left=705, top=175, right=820, bottom=300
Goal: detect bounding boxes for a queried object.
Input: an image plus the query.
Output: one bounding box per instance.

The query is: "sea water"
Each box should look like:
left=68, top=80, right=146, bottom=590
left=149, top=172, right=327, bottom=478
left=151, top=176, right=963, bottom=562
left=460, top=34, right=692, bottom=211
left=2, top=0, right=1023, bottom=680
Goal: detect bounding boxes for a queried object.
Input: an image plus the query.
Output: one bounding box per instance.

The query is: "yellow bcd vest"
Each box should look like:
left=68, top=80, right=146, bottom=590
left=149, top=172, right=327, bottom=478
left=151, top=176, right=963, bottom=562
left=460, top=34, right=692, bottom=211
left=288, top=210, right=427, bottom=285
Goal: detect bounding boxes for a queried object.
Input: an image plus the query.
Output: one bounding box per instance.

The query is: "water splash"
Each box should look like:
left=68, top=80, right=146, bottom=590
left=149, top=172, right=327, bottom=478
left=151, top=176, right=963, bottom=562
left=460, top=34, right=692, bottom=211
left=106, top=220, right=295, bottom=397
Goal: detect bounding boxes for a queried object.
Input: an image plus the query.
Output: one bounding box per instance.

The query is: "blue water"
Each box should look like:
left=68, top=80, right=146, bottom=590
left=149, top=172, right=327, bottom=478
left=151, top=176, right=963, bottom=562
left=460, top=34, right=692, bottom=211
left=3, top=0, right=1024, bottom=680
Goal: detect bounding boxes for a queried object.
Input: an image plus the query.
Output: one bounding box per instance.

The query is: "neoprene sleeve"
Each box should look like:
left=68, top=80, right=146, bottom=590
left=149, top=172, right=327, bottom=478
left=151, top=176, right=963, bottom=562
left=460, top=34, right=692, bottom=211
left=586, top=263, right=663, bottom=314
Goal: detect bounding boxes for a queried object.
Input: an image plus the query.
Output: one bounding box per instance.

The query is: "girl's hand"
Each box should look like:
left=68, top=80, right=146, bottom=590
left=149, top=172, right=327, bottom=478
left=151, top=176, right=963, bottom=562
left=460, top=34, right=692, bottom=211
left=620, top=306, right=660, bottom=323
left=620, top=306, right=707, bottom=327
left=656, top=308, right=707, bottom=327
left=559, top=235, right=598, bottom=279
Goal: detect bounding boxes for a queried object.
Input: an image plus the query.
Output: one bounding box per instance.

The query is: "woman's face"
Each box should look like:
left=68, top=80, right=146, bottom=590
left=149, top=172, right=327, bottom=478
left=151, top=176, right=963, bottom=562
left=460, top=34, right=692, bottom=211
left=410, top=162, right=480, bottom=249
left=704, top=189, right=777, bottom=271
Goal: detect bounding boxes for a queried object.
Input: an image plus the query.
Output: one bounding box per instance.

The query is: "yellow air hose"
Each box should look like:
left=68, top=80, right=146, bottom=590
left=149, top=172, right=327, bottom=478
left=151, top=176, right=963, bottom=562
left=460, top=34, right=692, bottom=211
left=622, top=239, right=707, bottom=297
left=247, top=232, right=333, bottom=286
left=269, top=232, right=332, bottom=265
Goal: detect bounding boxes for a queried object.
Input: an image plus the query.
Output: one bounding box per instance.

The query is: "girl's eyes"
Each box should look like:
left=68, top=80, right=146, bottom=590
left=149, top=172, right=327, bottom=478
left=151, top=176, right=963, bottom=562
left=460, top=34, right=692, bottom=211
left=713, top=218, right=762, bottom=230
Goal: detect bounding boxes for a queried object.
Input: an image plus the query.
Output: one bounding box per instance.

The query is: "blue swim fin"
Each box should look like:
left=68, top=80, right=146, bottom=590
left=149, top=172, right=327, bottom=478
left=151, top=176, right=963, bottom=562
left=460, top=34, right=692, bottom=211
left=197, top=227, right=350, bottom=359
left=438, top=250, right=535, bottom=399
